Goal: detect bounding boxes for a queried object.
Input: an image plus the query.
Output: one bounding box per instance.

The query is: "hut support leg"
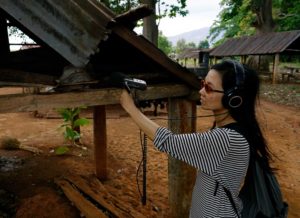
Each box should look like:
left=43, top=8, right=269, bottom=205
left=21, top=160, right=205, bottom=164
left=168, top=98, right=197, bottom=218
left=93, top=105, right=107, bottom=180
left=272, top=53, right=280, bottom=84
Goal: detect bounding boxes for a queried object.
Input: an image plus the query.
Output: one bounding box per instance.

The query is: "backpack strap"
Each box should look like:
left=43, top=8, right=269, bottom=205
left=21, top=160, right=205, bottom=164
left=223, top=186, right=240, bottom=218
left=221, top=123, right=245, bottom=218
left=214, top=181, right=240, bottom=218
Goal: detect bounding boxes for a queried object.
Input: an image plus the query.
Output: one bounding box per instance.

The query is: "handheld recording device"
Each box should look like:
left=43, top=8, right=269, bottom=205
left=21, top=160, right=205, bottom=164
left=110, top=72, right=147, bottom=92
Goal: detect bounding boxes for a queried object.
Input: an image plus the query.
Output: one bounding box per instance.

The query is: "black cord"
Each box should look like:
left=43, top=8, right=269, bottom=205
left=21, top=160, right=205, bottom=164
left=136, top=130, right=147, bottom=205
left=149, top=111, right=229, bottom=121
left=142, top=132, right=147, bottom=205
left=131, top=91, right=227, bottom=205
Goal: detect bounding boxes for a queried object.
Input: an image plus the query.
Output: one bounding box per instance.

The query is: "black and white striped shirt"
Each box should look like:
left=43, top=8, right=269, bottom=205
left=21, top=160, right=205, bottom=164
left=154, top=126, right=250, bottom=218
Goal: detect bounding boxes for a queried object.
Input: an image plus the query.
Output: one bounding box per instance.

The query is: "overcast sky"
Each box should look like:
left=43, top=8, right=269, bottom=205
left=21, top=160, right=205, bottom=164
left=158, top=0, right=221, bottom=36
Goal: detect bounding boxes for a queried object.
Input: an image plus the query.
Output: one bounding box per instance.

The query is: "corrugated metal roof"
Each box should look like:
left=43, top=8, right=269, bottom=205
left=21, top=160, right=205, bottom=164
left=0, top=1, right=200, bottom=89
left=0, top=0, right=115, bottom=67
left=210, top=30, right=300, bottom=57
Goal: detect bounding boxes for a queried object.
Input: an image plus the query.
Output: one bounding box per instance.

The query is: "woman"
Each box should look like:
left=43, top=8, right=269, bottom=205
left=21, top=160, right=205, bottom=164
left=119, top=60, right=272, bottom=217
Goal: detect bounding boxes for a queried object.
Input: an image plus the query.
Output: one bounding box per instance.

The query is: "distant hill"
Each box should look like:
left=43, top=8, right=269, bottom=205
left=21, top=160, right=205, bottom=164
left=167, top=27, right=210, bottom=46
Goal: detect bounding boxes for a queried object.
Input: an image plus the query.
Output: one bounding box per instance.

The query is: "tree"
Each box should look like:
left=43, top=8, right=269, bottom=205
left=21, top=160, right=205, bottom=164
left=99, top=0, right=188, bottom=45
left=209, top=0, right=300, bottom=45
left=175, top=39, right=187, bottom=54
left=158, top=31, right=173, bottom=55
left=251, top=0, right=275, bottom=34
left=273, top=0, right=300, bottom=31
left=198, top=39, right=209, bottom=49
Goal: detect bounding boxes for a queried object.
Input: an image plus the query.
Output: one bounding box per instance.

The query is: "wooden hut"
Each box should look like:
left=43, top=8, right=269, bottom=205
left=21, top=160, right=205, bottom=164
left=209, top=30, right=300, bottom=83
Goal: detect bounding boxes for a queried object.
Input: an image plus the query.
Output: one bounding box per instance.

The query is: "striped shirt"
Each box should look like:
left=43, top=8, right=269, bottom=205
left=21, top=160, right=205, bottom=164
left=153, top=126, right=250, bottom=218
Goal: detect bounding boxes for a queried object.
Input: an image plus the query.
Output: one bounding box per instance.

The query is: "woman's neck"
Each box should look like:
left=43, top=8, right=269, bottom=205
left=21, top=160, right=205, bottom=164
left=213, top=110, right=236, bottom=127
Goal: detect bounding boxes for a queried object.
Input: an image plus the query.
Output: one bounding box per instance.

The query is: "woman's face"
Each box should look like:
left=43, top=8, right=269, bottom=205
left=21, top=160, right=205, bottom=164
left=199, top=69, right=226, bottom=112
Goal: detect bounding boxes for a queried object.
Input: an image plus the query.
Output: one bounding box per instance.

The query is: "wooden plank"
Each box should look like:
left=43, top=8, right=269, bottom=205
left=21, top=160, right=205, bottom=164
left=0, top=84, right=192, bottom=113
left=111, top=25, right=199, bottom=89
left=115, top=4, right=153, bottom=24
left=64, top=175, right=123, bottom=217
left=85, top=176, right=145, bottom=218
left=55, top=179, right=108, bottom=218
left=167, top=98, right=197, bottom=218
left=93, top=105, right=107, bottom=180
left=64, top=174, right=145, bottom=218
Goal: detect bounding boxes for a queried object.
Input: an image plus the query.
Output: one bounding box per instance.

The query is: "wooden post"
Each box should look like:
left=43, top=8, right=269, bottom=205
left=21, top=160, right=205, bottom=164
left=141, top=0, right=158, bottom=45
left=93, top=105, right=107, bottom=180
left=213, top=56, right=217, bottom=65
left=168, top=98, right=197, bottom=218
left=272, top=53, right=280, bottom=84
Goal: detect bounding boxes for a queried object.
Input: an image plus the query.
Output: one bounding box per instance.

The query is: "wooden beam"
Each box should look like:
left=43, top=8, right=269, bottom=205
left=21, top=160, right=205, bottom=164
left=0, top=68, right=57, bottom=86
left=167, top=98, right=197, bottom=218
left=0, top=84, right=193, bottom=113
left=93, top=105, right=107, bottom=180
left=115, top=4, right=153, bottom=25
left=111, top=25, right=199, bottom=89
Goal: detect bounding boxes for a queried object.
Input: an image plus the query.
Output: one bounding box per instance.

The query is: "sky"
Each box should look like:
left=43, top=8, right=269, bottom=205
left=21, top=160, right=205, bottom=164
left=157, top=0, right=222, bottom=37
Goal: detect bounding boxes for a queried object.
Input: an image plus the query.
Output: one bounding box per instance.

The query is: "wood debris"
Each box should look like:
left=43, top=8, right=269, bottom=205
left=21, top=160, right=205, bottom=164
left=55, top=174, right=145, bottom=218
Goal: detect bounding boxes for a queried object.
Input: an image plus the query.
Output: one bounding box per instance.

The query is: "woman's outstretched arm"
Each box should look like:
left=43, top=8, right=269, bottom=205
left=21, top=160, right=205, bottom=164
left=119, top=90, right=160, bottom=140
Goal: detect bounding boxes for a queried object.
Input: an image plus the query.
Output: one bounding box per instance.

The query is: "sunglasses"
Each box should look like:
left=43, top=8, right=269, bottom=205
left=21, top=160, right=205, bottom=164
left=200, top=80, right=224, bottom=93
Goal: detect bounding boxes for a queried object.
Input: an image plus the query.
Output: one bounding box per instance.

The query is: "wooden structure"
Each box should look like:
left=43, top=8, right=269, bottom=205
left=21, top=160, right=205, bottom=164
left=209, top=30, right=300, bottom=84
left=0, top=1, right=199, bottom=217
left=176, top=48, right=211, bottom=80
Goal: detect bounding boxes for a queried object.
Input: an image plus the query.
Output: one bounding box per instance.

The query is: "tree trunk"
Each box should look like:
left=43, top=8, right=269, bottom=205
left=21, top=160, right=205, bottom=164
left=248, top=0, right=275, bottom=80
left=141, top=0, right=158, bottom=46
left=252, top=0, right=275, bottom=34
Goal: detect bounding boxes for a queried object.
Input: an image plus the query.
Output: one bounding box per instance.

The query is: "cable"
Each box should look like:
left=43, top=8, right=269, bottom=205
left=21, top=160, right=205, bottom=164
left=142, top=132, right=147, bottom=205
left=136, top=129, right=147, bottom=205
left=148, top=111, right=229, bottom=121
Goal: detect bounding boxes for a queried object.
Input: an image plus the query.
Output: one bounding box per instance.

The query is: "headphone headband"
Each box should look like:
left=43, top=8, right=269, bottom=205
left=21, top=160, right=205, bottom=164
left=224, top=60, right=245, bottom=87
left=222, top=59, right=245, bottom=109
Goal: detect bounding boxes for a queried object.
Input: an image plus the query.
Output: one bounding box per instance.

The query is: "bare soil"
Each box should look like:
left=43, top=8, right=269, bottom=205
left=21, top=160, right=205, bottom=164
left=0, top=86, right=299, bottom=218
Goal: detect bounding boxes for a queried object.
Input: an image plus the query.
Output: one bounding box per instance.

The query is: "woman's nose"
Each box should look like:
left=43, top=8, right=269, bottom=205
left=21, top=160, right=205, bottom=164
left=199, top=87, right=205, bottom=95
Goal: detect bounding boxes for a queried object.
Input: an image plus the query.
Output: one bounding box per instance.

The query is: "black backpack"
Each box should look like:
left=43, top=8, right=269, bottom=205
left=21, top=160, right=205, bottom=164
left=223, top=123, right=289, bottom=218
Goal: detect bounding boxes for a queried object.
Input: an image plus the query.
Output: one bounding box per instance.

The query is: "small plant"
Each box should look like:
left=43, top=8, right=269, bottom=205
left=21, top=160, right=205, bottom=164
left=56, top=106, right=90, bottom=155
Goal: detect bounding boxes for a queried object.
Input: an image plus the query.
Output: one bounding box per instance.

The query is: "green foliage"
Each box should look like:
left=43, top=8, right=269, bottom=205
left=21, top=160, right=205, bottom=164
left=209, top=0, right=300, bottom=46
left=273, top=0, right=300, bottom=31
left=174, top=39, right=197, bottom=54
left=54, top=146, right=70, bottom=155
left=158, top=31, right=173, bottom=55
left=56, top=106, right=90, bottom=154
left=99, top=0, right=139, bottom=14
left=197, top=39, right=209, bottom=49
left=99, top=0, right=188, bottom=20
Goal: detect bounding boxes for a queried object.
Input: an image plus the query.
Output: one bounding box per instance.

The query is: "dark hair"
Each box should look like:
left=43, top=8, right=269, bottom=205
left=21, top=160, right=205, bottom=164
left=211, top=60, right=273, bottom=169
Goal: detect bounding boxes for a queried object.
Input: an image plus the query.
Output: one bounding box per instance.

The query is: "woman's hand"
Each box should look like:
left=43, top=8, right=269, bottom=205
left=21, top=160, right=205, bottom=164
left=119, top=89, right=159, bottom=140
left=120, top=89, right=136, bottom=113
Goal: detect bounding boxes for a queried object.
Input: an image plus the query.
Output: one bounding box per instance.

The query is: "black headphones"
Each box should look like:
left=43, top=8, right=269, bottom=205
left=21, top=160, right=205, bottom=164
left=222, top=60, right=245, bottom=109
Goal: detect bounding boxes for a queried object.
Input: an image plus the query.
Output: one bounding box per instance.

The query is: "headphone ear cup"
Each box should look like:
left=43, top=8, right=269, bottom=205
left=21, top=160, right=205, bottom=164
left=222, top=87, right=243, bottom=109
left=222, top=92, right=230, bottom=109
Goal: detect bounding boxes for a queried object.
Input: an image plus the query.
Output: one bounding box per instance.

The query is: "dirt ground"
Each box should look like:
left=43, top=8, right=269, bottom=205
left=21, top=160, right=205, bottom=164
left=0, top=86, right=299, bottom=218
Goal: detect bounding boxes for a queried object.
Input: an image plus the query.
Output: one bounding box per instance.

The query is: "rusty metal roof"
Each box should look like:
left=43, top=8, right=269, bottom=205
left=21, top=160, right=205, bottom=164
left=0, top=1, right=199, bottom=89
left=0, top=0, right=115, bottom=67
left=210, top=30, right=300, bottom=57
